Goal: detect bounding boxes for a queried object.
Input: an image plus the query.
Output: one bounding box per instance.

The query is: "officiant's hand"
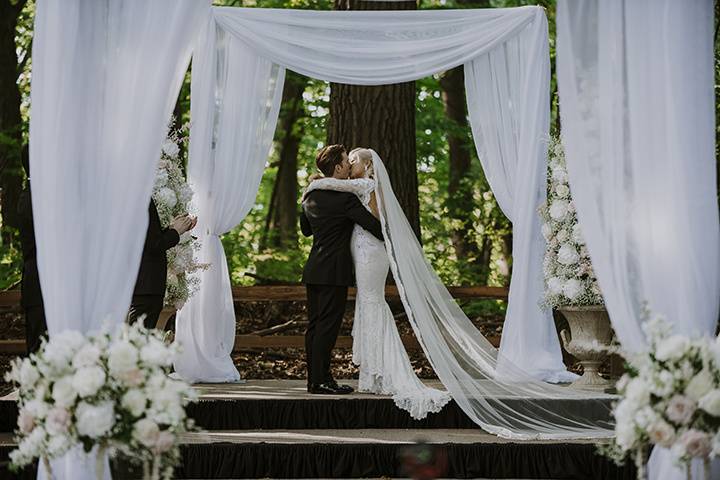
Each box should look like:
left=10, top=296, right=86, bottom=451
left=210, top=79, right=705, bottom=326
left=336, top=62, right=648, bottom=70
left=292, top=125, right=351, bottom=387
left=170, top=214, right=193, bottom=235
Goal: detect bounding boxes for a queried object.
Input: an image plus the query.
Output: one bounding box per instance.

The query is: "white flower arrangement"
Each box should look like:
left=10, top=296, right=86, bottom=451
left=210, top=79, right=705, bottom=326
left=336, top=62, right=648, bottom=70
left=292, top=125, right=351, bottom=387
left=152, top=122, right=209, bottom=310
left=600, top=311, right=720, bottom=477
left=5, top=323, right=198, bottom=480
left=538, top=136, right=603, bottom=308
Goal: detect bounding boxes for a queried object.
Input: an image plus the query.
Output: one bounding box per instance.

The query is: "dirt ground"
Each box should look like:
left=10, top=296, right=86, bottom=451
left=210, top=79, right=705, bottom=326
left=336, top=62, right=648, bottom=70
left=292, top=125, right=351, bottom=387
left=0, top=300, right=592, bottom=394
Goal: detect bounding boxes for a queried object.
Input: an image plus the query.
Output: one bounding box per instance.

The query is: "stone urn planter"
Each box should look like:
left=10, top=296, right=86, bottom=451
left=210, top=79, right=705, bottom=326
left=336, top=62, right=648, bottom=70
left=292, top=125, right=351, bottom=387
left=558, top=306, right=614, bottom=391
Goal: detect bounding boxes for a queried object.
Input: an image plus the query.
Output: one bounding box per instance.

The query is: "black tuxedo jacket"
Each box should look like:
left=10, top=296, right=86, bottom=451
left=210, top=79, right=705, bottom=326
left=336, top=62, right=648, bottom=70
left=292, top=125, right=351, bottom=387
left=17, top=188, right=43, bottom=308
left=133, top=199, right=180, bottom=297
left=300, top=189, right=383, bottom=286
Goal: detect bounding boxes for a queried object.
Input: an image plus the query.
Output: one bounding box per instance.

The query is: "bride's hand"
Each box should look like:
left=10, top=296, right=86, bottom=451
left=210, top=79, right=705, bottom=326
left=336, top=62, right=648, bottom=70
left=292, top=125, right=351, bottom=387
left=308, top=173, right=324, bottom=183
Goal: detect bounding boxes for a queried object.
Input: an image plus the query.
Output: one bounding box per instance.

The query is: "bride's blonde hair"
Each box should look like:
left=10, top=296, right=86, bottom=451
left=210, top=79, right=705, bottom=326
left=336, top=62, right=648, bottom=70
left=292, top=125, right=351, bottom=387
left=349, top=147, right=374, bottom=178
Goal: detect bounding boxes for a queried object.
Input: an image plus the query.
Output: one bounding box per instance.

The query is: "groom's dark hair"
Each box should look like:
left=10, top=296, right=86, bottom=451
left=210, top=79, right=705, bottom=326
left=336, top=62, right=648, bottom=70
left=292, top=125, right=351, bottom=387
left=316, top=144, right=346, bottom=177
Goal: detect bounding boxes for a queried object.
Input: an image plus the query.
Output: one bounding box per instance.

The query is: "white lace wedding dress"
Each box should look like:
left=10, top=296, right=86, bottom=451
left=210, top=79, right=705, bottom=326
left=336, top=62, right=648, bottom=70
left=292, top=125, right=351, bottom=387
left=305, top=177, right=451, bottom=420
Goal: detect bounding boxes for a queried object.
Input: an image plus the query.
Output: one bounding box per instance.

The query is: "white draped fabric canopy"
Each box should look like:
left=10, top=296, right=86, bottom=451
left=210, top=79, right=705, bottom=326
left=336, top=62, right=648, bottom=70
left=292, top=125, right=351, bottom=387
left=175, top=4, right=573, bottom=385
left=29, top=0, right=210, bottom=478
left=557, top=0, right=719, bottom=478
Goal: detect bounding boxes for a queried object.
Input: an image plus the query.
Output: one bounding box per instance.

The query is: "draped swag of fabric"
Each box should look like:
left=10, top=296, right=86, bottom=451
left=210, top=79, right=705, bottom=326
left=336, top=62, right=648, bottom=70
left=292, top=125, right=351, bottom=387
left=176, top=6, right=568, bottom=384
left=30, top=1, right=211, bottom=478
left=175, top=5, right=617, bottom=442
left=557, top=0, right=719, bottom=477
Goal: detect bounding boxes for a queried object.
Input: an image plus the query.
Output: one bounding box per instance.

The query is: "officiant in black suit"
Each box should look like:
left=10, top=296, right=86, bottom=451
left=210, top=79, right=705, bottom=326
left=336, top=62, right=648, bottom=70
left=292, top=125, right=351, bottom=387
left=300, top=144, right=384, bottom=395
left=17, top=155, right=46, bottom=355
left=128, top=199, right=196, bottom=329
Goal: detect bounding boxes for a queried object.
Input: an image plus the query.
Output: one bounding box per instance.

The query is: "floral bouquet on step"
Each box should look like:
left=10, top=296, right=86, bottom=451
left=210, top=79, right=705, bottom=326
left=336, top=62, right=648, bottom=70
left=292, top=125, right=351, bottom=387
left=5, top=322, right=198, bottom=480
left=538, top=136, right=603, bottom=308
left=152, top=121, right=209, bottom=310
left=600, top=311, right=720, bottom=478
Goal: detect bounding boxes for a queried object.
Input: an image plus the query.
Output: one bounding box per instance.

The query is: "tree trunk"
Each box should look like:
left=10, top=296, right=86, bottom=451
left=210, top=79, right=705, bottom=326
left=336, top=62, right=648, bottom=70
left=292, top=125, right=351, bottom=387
left=329, top=0, right=420, bottom=239
left=0, top=0, right=27, bottom=241
left=439, top=66, right=488, bottom=282
left=262, top=72, right=306, bottom=250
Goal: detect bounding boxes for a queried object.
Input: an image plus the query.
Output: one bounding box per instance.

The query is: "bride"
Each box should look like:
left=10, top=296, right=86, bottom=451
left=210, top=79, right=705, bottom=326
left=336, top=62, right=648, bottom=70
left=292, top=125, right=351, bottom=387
left=304, top=147, right=450, bottom=420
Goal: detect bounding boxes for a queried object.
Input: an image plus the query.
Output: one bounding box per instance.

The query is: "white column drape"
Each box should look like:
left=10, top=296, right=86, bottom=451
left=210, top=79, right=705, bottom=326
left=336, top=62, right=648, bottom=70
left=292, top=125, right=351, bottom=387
left=30, top=0, right=209, bottom=477
left=177, top=5, right=573, bottom=383
left=466, top=8, right=575, bottom=382
left=174, top=20, right=285, bottom=383
left=557, top=0, right=719, bottom=477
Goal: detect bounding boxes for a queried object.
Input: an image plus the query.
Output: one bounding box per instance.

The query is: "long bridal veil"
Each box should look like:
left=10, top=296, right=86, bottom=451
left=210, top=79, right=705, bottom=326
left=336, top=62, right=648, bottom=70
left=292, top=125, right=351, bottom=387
left=370, top=149, right=614, bottom=440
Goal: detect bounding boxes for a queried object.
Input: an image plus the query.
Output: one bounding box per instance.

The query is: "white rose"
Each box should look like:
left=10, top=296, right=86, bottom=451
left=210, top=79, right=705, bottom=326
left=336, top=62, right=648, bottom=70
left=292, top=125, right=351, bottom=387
left=649, top=369, right=675, bottom=397
left=76, top=401, right=115, bottom=438
left=625, top=379, right=651, bottom=406
left=551, top=168, right=568, bottom=184
left=155, top=169, right=169, bottom=188
left=17, top=409, right=35, bottom=434
left=122, top=390, right=147, bottom=418
left=156, top=187, right=177, bottom=210
left=679, top=429, right=712, bottom=458
left=685, top=370, right=714, bottom=401
left=634, top=406, right=658, bottom=430
left=616, top=421, right=638, bottom=451
left=161, top=140, right=179, bottom=158
left=698, top=390, right=720, bottom=417
left=562, top=278, right=583, bottom=301
left=555, top=229, right=569, bottom=243
left=140, top=337, right=171, bottom=367
left=547, top=277, right=564, bottom=295
left=713, top=432, right=720, bottom=457
left=72, top=366, right=106, bottom=398
left=555, top=184, right=570, bottom=199
left=179, top=184, right=193, bottom=204
left=153, top=430, right=175, bottom=453
left=47, top=434, right=71, bottom=457
left=482, top=191, right=493, bottom=201
left=549, top=200, right=569, bottom=221
left=41, top=341, right=73, bottom=374
left=19, top=360, right=39, bottom=387
left=24, top=399, right=49, bottom=420
left=541, top=223, right=552, bottom=241
left=647, top=419, right=676, bottom=448
left=133, top=418, right=160, bottom=447
left=571, top=224, right=584, bottom=244
left=665, top=394, right=696, bottom=425
left=656, top=335, right=690, bottom=362
left=614, top=399, right=639, bottom=425
left=557, top=244, right=580, bottom=266
left=54, top=330, right=86, bottom=351
left=72, top=343, right=101, bottom=369
left=108, top=340, right=139, bottom=375
left=45, top=407, right=71, bottom=435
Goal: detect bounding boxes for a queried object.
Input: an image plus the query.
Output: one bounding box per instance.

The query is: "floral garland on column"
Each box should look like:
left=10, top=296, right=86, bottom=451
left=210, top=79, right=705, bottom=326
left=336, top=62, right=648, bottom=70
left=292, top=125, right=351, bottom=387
left=538, top=136, right=603, bottom=308
left=153, top=123, right=209, bottom=310
left=5, top=323, right=198, bottom=479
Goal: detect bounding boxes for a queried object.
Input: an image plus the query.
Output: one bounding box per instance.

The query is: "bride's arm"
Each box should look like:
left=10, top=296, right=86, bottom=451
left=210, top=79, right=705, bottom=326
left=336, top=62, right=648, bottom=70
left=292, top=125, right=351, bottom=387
left=368, top=192, right=379, bottom=219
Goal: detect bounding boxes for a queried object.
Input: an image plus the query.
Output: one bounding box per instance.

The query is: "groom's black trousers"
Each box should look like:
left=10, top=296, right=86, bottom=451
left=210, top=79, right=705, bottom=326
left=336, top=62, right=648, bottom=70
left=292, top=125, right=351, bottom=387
left=305, top=284, right=348, bottom=385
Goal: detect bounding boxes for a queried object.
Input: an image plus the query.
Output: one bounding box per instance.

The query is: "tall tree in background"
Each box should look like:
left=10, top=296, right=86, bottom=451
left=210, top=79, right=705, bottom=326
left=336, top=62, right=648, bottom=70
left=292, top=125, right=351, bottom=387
left=328, top=0, right=420, bottom=238
left=262, top=72, right=308, bottom=250
left=0, top=0, right=28, bottom=243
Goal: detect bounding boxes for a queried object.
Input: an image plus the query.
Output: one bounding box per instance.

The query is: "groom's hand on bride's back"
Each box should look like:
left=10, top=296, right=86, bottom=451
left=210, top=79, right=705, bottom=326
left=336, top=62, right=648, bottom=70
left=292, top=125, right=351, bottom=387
left=346, top=194, right=383, bottom=242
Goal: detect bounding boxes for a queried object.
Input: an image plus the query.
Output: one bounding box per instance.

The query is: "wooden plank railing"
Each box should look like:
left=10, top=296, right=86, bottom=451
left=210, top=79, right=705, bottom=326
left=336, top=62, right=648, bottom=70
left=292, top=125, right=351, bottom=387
left=0, top=285, right=508, bottom=354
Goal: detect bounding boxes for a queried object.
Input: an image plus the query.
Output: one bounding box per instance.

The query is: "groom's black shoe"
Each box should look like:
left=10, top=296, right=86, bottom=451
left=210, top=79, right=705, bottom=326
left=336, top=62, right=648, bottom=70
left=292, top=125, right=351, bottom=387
left=309, top=382, right=353, bottom=395
left=326, top=379, right=354, bottom=394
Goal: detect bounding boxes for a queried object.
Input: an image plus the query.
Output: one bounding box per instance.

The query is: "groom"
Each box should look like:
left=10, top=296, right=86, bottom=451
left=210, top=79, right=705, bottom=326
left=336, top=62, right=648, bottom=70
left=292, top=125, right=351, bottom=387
left=300, top=144, right=384, bottom=395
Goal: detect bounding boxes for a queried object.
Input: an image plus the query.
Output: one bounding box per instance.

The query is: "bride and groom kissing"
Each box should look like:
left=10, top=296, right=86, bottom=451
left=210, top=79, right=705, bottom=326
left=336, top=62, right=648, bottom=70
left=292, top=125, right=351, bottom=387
left=301, top=144, right=450, bottom=419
